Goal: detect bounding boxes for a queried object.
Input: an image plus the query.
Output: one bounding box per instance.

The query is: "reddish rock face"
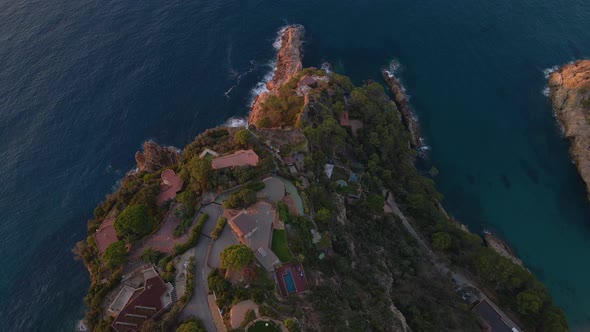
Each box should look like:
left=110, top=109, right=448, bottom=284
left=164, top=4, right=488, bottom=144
left=249, top=26, right=304, bottom=126
left=548, top=60, right=590, bottom=201
left=134, top=141, right=180, bottom=172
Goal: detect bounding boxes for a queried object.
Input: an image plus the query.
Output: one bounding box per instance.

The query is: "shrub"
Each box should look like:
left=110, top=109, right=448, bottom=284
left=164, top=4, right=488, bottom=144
left=210, top=217, right=227, bottom=240
left=102, top=241, right=126, bottom=269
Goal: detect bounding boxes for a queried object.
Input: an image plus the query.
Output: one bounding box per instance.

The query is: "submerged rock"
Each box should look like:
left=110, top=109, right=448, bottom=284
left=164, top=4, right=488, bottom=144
left=548, top=60, right=590, bottom=201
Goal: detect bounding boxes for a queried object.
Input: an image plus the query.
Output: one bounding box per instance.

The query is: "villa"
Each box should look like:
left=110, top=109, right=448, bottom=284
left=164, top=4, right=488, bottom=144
left=111, top=267, right=175, bottom=332
left=227, top=202, right=280, bottom=271
left=211, top=149, right=259, bottom=170
left=93, top=217, right=118, bottom=255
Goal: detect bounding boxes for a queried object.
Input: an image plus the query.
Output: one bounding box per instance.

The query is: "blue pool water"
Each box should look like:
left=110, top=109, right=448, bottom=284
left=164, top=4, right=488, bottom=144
left=1, top=0, right=590, bottom=330
left=283, top=271, right=296, bottom=294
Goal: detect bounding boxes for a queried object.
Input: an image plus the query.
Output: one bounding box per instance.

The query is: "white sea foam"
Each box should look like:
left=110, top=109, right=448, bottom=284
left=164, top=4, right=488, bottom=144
left=223, top=117, right=248, bottom=128
left=384, top=59, right=401, bottom=78
left=321, top=62, right=331, bottom=73
left=543, top=65, right=559, bottom=79
left=248, top=62, right=276, bottom=105
left=542, top=86, right=550, bottom=97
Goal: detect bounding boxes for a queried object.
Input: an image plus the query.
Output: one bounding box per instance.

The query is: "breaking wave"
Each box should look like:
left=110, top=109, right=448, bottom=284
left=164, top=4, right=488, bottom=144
left=223, top=117, right=248, bottom=128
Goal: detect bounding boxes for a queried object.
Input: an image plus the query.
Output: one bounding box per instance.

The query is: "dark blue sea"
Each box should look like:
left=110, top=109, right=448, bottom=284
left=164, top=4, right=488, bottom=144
left=1, top=0, right=590, bottom=330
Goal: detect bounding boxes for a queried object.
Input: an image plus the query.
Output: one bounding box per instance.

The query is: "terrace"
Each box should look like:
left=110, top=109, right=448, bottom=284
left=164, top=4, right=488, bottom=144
left=275, top=262, right=308, bottom=296
left=93, top=217, right=118, bottom=255
left=155, top=169, right=183, bottom=206
left=211, top=149, right=259, bottom=170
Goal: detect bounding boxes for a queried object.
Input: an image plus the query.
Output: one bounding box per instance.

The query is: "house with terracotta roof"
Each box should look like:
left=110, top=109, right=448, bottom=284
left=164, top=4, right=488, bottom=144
left=211, top=149, right=259, bottom=170
left=339, top=111, right=351, bottom=126
left=111, top=267, right=175, bottom=332
left=227, top=202, right=280, bottom=271
left=155, top=169, right=183, bottom=206
left=93, top=217, right=118, bottom=255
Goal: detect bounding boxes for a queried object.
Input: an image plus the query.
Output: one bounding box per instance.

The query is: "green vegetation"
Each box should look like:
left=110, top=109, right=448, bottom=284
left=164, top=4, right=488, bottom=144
left=300, top=73, right=566, bottom=331
left=220, top=244, right=254, bottom=270
left=210, top=216, right=227, bottom=240
left=247, top=320, right=281, bottom=332
left=223, top=188, right=257, bottom=209
left=114, top=205, right=155, bottom=241
left=139, top=247, right=165, bottom=265
left=257, top=76, right=305, bottom=128
left=271, top=229, right=293, bottom=262
left=180, top=256, right=196, bottom=303
left=207, top=266, right=276, bottom=310
left=176, top=321, right=206, bottom=332
left=160, top=212, right=208, bottom=266
left=102, top=241, right=126, bottom=270
left=173, top=204, right=196, bottom=237
left=235, top=128, right=256, bottom=147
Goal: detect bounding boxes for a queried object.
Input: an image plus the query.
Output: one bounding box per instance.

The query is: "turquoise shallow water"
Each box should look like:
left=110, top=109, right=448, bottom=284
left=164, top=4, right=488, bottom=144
left=0, top=0, right=589, bottom=330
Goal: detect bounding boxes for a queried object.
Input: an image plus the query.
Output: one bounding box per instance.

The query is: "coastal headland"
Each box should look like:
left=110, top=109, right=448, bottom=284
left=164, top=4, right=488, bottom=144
left=75, top=25, right=568, bottom=332
left=548, top=60, right=590, bottom=201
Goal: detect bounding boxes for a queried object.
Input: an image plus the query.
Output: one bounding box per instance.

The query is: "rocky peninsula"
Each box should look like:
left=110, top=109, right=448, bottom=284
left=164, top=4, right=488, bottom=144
left=248, top=25, right=303, bottom=126
left=548, top=60, right=590, bottom=200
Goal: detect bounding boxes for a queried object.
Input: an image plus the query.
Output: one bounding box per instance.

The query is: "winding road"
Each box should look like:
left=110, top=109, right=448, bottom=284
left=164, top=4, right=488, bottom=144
left=384, top=192, right=522, bottom=331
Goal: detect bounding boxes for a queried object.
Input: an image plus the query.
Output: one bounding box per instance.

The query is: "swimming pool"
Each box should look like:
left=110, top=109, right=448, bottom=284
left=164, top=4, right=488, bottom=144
left=283, top=270, right=296, bottom=293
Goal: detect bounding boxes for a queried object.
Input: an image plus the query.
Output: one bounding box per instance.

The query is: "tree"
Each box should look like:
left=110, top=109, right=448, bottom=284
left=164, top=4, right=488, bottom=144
left=234, top=129, right=254, bottom=147
left=220, top=244, right=254, bottom=270
left=176, top=321, right=205, bottom=332
left=102, top=241, right=126, bottom=269
left=516, top=290, right=543, bottom=315
left=315, top=208, right=331, bottom=224
left=140, top=248, right=164, bottom=264
left=187, top=157, right=212, bottom=191
left=114, top=205, right=154, bottom=239
left=367, top=194, right=385, bottom=212
left=284, top=318, right=298, bottom=332
left=431, top=232, right=451, bottom=251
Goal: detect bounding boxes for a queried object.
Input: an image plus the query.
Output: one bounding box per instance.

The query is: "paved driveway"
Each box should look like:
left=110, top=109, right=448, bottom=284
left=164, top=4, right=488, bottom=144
left=199, top=204, right=223, bottom=236
left=180, top=235, right=216, bottom=332
left=208, top=226, right=238, bottom=268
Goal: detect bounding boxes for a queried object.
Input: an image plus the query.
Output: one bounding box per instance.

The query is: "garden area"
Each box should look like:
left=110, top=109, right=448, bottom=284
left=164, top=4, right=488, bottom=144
left=271, top=229, right=293, bottom=262
left=247, top=320, right=281, bottom=332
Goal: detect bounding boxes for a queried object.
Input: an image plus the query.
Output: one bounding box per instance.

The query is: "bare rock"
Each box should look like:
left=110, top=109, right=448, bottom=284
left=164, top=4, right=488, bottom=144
left=134, top=141, right=180, bottom=172
left=548, top=60, right=590, bottom=201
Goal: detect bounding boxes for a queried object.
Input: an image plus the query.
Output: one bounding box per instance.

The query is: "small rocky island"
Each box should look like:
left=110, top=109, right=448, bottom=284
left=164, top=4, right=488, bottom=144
left=548, top=60, right=590, bottom=201
left=75, top=25, right=568, bottom=332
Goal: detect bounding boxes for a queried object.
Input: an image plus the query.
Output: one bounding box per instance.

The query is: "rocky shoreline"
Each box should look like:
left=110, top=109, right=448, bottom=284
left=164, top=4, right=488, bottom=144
left=382, top=70, right=422, bottom=148
left=483, top=232, right=523, bottom=267
left=548, top=60, right=590, bottom=201
left=248, top=26, right=304, bottom=126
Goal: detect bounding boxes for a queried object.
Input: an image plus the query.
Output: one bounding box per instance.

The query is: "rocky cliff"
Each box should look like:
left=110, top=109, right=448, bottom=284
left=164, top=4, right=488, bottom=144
left=483, top=232, right=523, bottom=267
left=248, top=25, right=304, bottom=126
left=382, top=70, right=421, bottom=148
left=548, top=60, right=590, bottom=200
left=134, top=141, right=180, bottom=172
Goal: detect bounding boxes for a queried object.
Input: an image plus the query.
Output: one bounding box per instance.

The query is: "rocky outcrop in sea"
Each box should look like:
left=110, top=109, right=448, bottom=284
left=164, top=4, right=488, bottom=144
left=134, top=141, right=180, bottom=172
left=548, top=60, right=590, bottom=201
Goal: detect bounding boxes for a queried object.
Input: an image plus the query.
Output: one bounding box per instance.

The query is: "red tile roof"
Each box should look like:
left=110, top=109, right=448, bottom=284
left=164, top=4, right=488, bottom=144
left=156, top=169, right=183, bottom=206
left=112, top=272, right=173, bottom=332
left=339, top=111, right=350, bottom=126
left=211, top=149, right=259, bottom=170
left=93, top=217, right=118, bottom=255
